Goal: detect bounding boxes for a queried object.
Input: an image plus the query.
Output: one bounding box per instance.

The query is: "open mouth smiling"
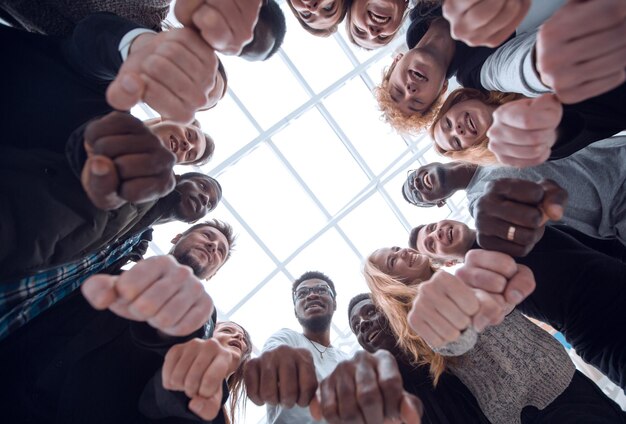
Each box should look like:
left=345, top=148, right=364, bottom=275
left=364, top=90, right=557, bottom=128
left=169, top=135, right=179, bottom=152
left=464, top=112, right=477, bottom=136
left=368, top=11, right=390, bottom=24
left=305, top=301, right=324, bottom=311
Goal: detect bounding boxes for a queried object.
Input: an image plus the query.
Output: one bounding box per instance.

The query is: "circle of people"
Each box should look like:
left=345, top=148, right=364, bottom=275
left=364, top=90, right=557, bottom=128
left=1, top=0, right=625, bottom=423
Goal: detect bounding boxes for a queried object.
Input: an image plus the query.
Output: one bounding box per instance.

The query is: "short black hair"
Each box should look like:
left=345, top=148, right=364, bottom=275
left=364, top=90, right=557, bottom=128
left=348, top=293, right=371, bottom=321
left=177, top=172, right=223, bottom=203
left=180, top=219, right=236, bottom=262
left=292, top=271, right=336, bottom=299
left=260, top=0, right=286, bottom=59
left=409, top=225, right=424, bottom=250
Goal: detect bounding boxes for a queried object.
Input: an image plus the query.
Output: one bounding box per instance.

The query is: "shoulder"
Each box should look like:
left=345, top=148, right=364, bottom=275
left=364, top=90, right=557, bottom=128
left=262, top=328, right=303, bottom=351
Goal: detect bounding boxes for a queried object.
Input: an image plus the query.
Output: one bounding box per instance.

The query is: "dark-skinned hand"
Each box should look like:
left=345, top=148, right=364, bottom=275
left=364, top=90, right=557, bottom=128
left=309, top=350, right=422, bottom=424
left=175, top=0, right=263, bottom=56
left=474, top=178, right=568, bottom=256
left=244, top=345, right=318, bottom=408
left=81, top=111, right=176, bottom=210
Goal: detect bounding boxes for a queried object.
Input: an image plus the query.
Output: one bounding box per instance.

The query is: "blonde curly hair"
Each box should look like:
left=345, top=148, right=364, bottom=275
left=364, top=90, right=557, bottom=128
left=375, top=60, right=446, bottom=134
left=430, top=88, right=524, bottom=165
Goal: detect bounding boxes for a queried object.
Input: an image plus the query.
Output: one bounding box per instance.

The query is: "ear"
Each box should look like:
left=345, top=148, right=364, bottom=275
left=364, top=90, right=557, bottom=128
left=392, top=53, right=403, bottom=65
left=171, top=233, right=182, bottom=245
left=436, top=200, right=446, bottom=208
left=333, top=299, right=337, bottom=311
left=439, top=79, right=449, bottom=96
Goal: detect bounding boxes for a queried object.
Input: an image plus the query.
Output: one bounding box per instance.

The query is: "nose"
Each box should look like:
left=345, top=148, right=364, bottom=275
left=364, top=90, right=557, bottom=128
left=455, top=121, right=466, bottom=135
left=205, top=241, right=216, bottom=253
left=199, top=193, right=209, bottom=206
left=368, top=25, right=382, bottom=35
left=360, top=318, right=373, bottom=334
left=180, top=139, right=189, bottom=151
left=304, top=0, right=318, bottom=10
left=436, top=228, right=444, bottom=241
left=406, top=81, right=418, bottom=93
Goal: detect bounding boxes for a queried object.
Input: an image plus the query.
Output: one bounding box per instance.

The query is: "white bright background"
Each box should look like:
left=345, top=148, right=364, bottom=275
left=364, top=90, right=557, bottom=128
left=132, top=2, right=472, bottom=421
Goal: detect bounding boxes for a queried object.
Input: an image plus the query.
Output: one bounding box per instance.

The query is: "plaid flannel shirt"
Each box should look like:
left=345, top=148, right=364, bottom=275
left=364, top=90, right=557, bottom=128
left=0, top=231, right=146, bottom=341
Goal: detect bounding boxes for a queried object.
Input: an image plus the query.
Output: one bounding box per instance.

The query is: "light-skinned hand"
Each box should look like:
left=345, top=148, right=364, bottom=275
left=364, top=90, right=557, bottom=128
left=443, top=0, right=531, bottom=47
left=487, top=93, right=563, bottom=168
left=81, top=255, right=214, bottom=336
left=106, top=28, right=219, bottom=123
left=536, top=0, right=626, bottom=104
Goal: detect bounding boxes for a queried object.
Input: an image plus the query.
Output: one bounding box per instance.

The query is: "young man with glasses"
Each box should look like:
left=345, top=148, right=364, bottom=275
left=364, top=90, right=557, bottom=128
left=244, top=271, right=349, bottom=423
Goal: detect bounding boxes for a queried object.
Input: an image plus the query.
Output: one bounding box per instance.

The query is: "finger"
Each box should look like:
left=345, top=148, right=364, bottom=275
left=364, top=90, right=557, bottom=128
left=414, top=304, right=462, bottom=343
left=259, top=355, right=280, bottom=405
left=503, top=264, right=536, bottom=305
left=114, top=152, right=175, bottom=179
left=544, top=0, right=626, bottom=41
left=81, top=156, right=124, bottom=210
left=407, top=309, right=446, bottom=348
left=114, top=256, right=171, bottom=302
left=539, top=179, right=568, bottom=221
left=141, top=73, right=197, bottom=124
left=188, top=392, right=222, bottom=421
left=169, top=342, right=199, bottom=390
left=84, top=111, right=148, bottom=148
left=472, top=290, right=506, bottom=330
left=244, top=359, right=263, bottom=405
left=482, top=178, right=546, bottom=204
left=488, top=131, right=556, bottom=156
left=373, top=351, right=403, bottom=420
left=442, top=0, right=483, bottom=21
left=163, top=344, right=184, bottom=390
left=475, top=217, right=543, bottom=248
left=89, top=134, right=168, bottom=159
left=354, top=358, right=384, bottom=424
left=477, top=0, right=530, bottom=47
left=147, top=282, right=201, bottom=332
left=309, top=395, right=323, bottom=421
left=278, top=356, right=299, bottom=408
left=476, top=197, right=544, bottom=229
left=433, top=295, right=472, bottom=330
left=81, top=274, right=119, bottom=309
left=296, top=353, right=318, bottom=407
left=475, top=233, right=534, bottom=257
left=197, top=348, right=231, bottom=398
left=118, top=172, right=177, bottom=203
left=492, top=149, right=551, bottom=168
left=106, top=72, right=145, bottom=113
left=463, top=250, right=518, bottom=278
left=319, top=375, right=341, bottom=423
left=399, top=392, right=423, bottom=424
left=335, top=365, right=362, bottom=424
left=126, top=271, right=180, bottom=320
left=162, top=294, right=214, bottom=337
left=492, top=94, right=562, bottom=130
left=193, top=4, right=252, bottom=54
left=456, top=265, right=508, bottom=293
left=437, top=272, right=480, bottom=316
left=557, top=69, right=626, bottom=104
left=174, top=0, right=204, bottom=26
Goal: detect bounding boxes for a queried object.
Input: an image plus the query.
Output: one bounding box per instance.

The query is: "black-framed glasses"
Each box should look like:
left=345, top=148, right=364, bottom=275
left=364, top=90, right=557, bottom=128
left=293, top=285, right=334, bottom=301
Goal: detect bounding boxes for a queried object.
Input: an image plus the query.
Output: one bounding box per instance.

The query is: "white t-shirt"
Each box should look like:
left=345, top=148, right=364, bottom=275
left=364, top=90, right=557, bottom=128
left=263, top=328, right=351, bottom=424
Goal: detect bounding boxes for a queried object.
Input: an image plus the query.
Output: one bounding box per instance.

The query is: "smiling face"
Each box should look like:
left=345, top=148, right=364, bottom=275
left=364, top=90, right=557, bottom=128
left=289, top=0, right=345, bottom=31
left=214, top=322, right=251, bottom=374
left=386, top=49, right=448, bottom=116
left=433, top=99, right=496, bottom=152
left=174, top=176, right=221, bottom=222
left=150, top=121, right=208, bottom=165
left=170, top=226, right=230, bottom=279
left=408, top=162, right=455, bottom=205
left=415, top=219, right=475, bottom=260
left=369, top=247, right=434, bottom=284
left=349, top=298, right=397, bottom=354
left=349, top=0, right=407, bottom=49
left=293, top=278, right=337, bottom=332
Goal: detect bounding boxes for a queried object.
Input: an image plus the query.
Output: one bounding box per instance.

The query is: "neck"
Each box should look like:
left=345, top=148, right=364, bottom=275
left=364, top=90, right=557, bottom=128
left=416, top=18, right=456, bottom=69
left=303, top=328, right=331, bottom=347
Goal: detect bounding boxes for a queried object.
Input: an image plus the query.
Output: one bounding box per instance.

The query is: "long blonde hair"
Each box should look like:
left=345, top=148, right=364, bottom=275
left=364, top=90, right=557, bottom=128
left=363, top=257, right=447, bottom=383
left=430, top=88, right=524, bottom=164
left=217, top=321, right=253, bottom=424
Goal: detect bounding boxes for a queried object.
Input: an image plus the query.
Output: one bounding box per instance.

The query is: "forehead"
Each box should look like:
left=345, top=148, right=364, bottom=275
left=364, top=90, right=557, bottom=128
left=297, top=278, right=329, bottom=289
left=350, top=299, right=373, bottom=321
left=216, top=322, right=243, bottom=333
left=195, top=226, right=229, bottom=246
left=370, top=248, right=391, bottom=268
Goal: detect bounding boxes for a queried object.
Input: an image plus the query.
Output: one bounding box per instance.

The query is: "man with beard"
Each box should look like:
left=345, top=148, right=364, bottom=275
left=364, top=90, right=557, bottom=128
left=244, top=271, right=350, bottom=423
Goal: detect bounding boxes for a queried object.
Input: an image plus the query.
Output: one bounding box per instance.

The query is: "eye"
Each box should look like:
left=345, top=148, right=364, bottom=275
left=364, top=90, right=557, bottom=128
left=377, top=34, right=390, bottom=41
left=452, top=137, right=462, bottom=150
left=445, top=117, right=452, bottom=130
left=186, top=151, right=192, bottom=161
left=389, top=256, right=396, bottom=268
left=427, top=239, right=435, bottom=253
left=367, top=308, right=375, bottom=316
left=353, top=25, right=366, bottom=35
left=200, top=182, right=206, bottom=190
left=323, top=2, right=335, bottom=11
left=186, top=130, right=191, bottom=140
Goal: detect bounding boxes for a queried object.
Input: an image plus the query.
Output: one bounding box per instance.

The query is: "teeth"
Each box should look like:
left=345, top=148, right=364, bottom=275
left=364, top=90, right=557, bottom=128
left=368, top=11, right=390, bottom=24
left=423, top=173, right=432, bottom=190
left=448, top=227, right=453, bottom=243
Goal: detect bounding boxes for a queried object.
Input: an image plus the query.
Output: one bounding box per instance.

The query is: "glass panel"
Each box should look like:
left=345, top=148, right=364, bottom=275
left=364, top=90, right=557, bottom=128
left=272, top=108, right=370, bottom=215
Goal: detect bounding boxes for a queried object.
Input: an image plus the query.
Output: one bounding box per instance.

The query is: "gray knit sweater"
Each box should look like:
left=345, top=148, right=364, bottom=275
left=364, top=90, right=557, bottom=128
left=0, top=0, right=171, bottom=35
left=434, top=310, right=576, bottom=424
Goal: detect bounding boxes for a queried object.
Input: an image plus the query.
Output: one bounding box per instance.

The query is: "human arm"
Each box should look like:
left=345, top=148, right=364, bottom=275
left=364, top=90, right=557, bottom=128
left=443, top=0, right=531, bottom=47
left=309, top=350, right=423, bottom=424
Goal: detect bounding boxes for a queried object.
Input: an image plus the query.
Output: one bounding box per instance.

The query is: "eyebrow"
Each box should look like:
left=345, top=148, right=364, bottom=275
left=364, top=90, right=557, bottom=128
left=390, top=85, right=402, bottom=103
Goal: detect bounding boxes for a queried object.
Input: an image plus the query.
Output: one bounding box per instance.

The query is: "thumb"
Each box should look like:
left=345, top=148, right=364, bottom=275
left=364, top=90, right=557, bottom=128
left=106, top=72, right=145, bottom=112
left=82, top=274, right=120, bottom=310
left=530, top=93, right=563, bottom=125
left=309, top=394, right=322, bottom=421
left=189, top=392, right=222, bottom=421
left=539, top=179, right=568, bottom=222
left=81, top=155, right=124, bottom=210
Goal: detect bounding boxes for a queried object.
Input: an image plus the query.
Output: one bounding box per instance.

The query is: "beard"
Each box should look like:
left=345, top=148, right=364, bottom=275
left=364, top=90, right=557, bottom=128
left=297, top=313, right=332, bottom=333
left=175, top=252, right=204, bottom=277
